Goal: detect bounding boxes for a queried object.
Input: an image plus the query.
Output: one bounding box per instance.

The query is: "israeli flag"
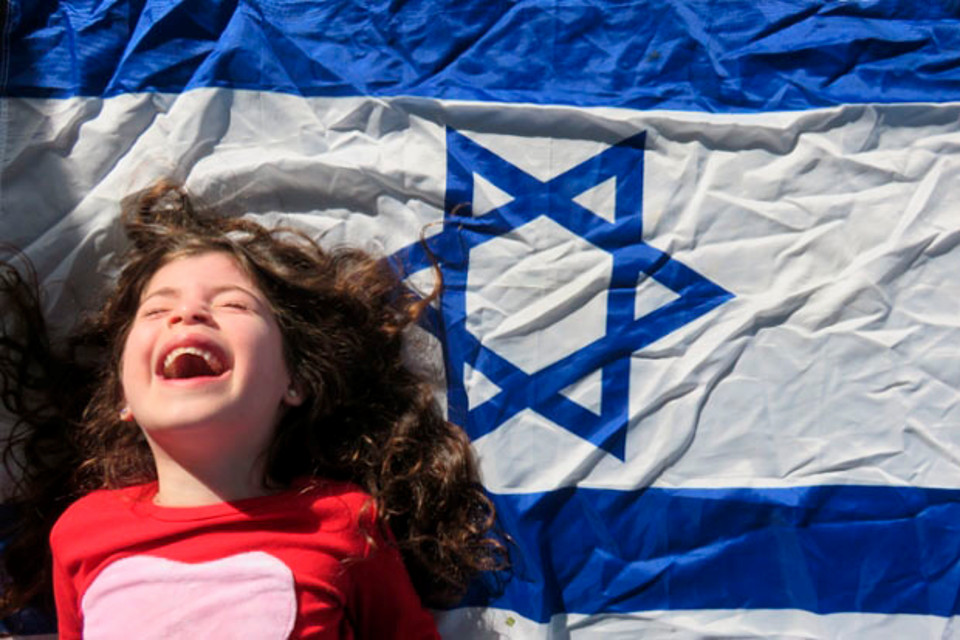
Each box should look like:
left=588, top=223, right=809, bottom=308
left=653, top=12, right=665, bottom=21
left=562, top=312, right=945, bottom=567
left=5, top=1, right=960, bottom=637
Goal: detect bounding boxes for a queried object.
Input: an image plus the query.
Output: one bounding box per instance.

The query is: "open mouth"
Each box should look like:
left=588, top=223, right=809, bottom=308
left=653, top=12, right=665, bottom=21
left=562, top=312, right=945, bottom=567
left=161, top=346, right=227, bottom=380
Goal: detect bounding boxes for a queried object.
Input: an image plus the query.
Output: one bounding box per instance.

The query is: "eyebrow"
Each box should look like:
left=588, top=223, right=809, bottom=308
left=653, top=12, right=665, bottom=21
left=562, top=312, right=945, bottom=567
left=140, top=284, right=263, bottom=305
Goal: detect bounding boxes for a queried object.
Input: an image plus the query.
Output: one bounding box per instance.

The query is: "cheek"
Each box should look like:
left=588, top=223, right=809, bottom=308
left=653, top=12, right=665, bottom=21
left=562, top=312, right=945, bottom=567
left=119, top=327, right=152, bottom=392
left=249, top=327, right=291, bottom=387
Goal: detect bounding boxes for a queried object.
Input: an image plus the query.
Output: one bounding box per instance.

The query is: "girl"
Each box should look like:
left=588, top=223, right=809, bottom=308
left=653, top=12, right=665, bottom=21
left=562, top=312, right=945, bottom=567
left=0, top=182, right=506, bottom=638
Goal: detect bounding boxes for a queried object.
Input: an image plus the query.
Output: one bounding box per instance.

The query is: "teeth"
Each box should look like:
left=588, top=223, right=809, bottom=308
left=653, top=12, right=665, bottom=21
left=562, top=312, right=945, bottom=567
left=162, top=346, right=224, bottom=377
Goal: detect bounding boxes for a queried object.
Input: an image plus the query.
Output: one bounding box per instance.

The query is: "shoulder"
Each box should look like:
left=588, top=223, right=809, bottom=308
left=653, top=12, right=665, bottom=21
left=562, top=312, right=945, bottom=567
left=277, top=479, right=386, bottom=556
left=289, top=478, right=371, bottom=507
left=291, top=479, right=377, bottom=524
left=50, top=485, right=152, bottom=549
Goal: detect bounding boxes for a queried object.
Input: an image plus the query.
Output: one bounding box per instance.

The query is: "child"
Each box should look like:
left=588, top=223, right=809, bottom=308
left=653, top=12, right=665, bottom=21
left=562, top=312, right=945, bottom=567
left=0, top=182, right=505, bottom=638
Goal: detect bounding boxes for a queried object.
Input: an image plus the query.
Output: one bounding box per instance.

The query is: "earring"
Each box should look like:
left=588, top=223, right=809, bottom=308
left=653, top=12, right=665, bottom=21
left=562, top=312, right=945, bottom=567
left=119, top=407, right=134, bottom=422
left=284, top=386, right=303, bottom=406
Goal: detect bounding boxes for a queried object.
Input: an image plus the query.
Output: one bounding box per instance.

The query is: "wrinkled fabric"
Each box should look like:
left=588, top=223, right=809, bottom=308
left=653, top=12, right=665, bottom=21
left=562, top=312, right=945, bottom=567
left=5, top=1, right=960, bottom=110
left=5, top=2, right=960, bottom=639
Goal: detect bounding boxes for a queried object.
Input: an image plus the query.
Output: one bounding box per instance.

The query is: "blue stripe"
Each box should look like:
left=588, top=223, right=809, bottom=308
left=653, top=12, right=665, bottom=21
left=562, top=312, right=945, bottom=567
left=463, top=485, right=960, bottom=622
left=6, top=0, right=960, bottom=110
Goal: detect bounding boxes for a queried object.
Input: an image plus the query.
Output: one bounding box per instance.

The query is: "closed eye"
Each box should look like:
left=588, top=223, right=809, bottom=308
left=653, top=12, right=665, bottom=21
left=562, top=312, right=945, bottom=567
left=140, top=307, right=168, bottom=318
left=218, top=301, right=251, bottom=311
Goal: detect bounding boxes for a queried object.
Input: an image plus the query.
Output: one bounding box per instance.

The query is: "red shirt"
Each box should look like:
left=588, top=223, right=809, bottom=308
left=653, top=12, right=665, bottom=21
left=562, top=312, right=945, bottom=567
left=50, top=479, right=440, bottom=639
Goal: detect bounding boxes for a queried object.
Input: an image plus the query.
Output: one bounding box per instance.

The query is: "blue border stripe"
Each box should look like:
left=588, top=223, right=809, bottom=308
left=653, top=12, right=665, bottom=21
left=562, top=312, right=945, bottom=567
left=464, top=485, right=960, bottom=622
left=6, top=1, right=960, bottom=110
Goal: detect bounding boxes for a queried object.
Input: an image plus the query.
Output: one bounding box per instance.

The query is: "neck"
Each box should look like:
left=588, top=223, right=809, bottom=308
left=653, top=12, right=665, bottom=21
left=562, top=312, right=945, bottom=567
left=142, top=424, right=273, bottom=507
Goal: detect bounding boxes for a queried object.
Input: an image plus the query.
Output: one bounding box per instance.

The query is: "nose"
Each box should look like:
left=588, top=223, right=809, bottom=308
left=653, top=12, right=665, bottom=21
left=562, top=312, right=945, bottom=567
left=167, top=300, right=213, bottom=326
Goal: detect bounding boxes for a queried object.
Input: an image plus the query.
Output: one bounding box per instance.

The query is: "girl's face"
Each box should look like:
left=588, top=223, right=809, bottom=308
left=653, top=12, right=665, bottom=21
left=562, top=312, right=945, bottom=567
left=120, top=251, right=301, bottom=443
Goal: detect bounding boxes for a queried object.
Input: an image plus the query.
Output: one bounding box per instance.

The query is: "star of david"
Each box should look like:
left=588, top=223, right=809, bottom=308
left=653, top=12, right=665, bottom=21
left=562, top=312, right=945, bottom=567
left=392, top=129, right=732, bottom=460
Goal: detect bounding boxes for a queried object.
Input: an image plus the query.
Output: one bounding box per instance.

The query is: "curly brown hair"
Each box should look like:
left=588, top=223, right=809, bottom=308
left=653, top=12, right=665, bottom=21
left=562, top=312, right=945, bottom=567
left=0, top=181, right=506, bottom=617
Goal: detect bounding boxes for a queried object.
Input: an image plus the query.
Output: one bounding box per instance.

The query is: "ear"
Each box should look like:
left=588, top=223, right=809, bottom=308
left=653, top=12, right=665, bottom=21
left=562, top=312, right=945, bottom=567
left=283, top=384, right=304, bottom=407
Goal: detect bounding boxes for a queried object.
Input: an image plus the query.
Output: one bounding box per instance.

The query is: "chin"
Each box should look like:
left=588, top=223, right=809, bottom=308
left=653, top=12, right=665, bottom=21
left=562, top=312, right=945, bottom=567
left=137, top=405, right=240, bottom=431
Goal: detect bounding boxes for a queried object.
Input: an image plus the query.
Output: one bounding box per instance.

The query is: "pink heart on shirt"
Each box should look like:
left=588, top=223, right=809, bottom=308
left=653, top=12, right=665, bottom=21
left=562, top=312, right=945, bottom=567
left=81, top=551, right=296, bottom=639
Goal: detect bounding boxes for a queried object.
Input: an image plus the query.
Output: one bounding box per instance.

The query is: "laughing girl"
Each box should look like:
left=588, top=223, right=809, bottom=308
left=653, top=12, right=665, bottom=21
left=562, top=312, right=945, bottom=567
left=0, top=182, right=506, bottom=638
